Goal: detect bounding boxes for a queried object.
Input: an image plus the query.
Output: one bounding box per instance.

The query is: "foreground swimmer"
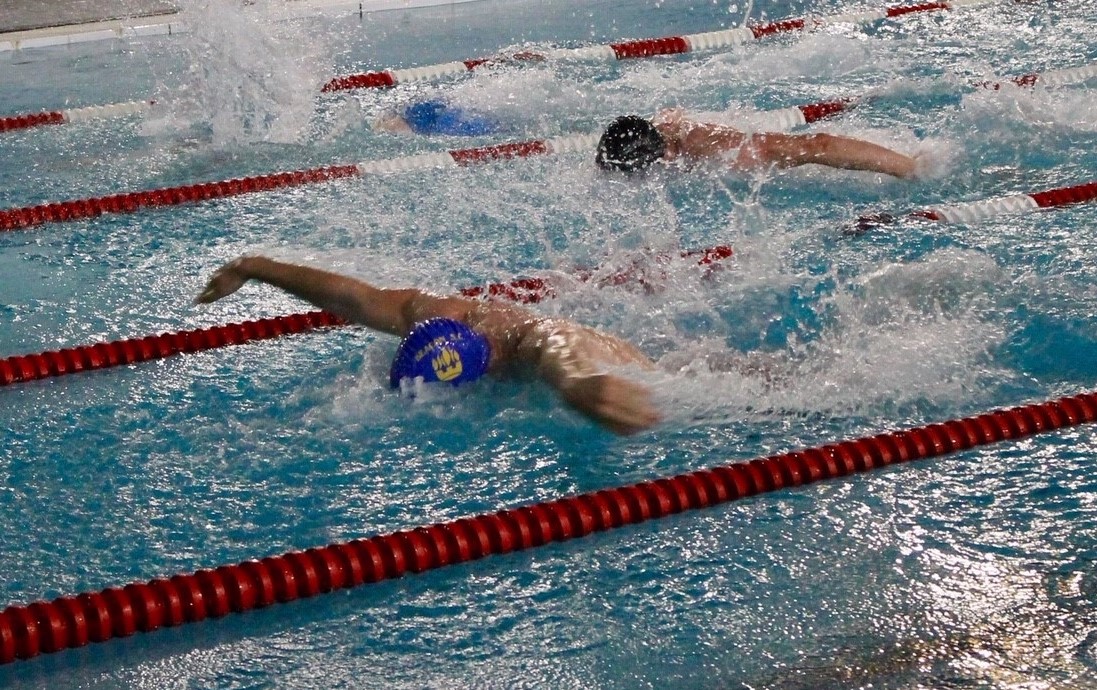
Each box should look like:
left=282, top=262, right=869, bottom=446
left=196, top=255, right=660, bottom=435
left=596, top=108, right=920, bottom=178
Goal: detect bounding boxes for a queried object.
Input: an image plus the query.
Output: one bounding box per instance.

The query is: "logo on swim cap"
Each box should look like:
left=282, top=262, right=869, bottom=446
left=389, top=318, right=492, bottom=388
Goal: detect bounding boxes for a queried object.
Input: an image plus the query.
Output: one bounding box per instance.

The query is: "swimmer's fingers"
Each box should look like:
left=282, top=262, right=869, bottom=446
left=195, top=259, right=248, bottom=304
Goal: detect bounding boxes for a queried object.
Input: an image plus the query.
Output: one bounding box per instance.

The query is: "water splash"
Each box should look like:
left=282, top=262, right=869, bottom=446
left=142, top=0, right=331, bottom=145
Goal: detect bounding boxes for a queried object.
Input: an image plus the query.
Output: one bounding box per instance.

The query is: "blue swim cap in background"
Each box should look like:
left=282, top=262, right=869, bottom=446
left=402, top=99, right=499, bottom=136
left=403, top=100, right=447, bottom=133
left=389, top=318, right=492, bottom=388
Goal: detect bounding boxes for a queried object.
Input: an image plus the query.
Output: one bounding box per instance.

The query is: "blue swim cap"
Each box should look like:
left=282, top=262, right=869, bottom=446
left=403, top=100, right=447, bottom=134
left=389, top=318, right=492, bottom=388
left=402, top=99, right=499, bottom=136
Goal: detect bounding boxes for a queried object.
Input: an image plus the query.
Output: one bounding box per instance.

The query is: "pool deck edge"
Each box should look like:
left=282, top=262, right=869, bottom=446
left=0, top=0, right=484, bottom=51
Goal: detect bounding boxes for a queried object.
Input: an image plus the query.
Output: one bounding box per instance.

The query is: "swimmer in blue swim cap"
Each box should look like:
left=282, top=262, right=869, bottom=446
left=597, top=108, right=921, bottom=178
left=388, top=317, right=492, bottom=388
left=374, top=99, right=501, bottom=137
left=197, top=255, right=659, bottom=436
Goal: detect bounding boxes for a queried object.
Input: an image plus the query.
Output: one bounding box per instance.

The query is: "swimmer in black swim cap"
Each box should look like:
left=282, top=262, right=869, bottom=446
left=595, top=115, right=667, bottom=173
left=596, top=108, right=924, bottom=178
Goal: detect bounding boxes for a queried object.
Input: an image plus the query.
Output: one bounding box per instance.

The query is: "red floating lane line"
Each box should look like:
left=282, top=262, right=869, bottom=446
left=799, top=98, right=855, bottom=123
left=975, top=74, right=1040, bottom=90
left=0, top=246, right=733, bottom=388
left=448, top=140, right=550, bottom=165
left=749, top=18, right=807, bottom=39
left=462, top=51, right=548, bottom=70
left=610, top=36, right=690, bottom=60
left=319, top=71, right=397, bottom=93
left=0, top=311, right=344, bottom=387
left=853, top=180, right=1097, bottom=229
left=313, top=1, right=984, bottom=92
left=886, top=1, right=949, bottom=17
left=910, top=209, right=944, bottom=221
left=1028, top=181, right=1097, bottom=209
left=0, top=165, right=362, bottom=231
left=0, top=390, right=1093, bottom=663
left=0, top=111, right=65, bottom=132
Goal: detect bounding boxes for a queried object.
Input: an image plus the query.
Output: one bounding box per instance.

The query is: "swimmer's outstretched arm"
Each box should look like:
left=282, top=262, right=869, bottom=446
left=195, top=255, right=466, bottom=337
left=657, top=110, right=917, bottom=178
left=751, top=131, right=918, bottom=178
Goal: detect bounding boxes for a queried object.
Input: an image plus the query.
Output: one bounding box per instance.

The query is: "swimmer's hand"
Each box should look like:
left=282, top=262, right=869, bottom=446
left=195, top=257, right=251, bottom=304
left=557, top=373, right=661, bottom=436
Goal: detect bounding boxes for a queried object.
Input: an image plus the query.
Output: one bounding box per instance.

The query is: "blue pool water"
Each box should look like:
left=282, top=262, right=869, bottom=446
left=1, top=0, right=1096, bottom=687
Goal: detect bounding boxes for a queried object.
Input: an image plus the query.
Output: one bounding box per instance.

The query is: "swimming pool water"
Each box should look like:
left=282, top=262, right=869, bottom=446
left=1, top=0, right=1096, bottom=687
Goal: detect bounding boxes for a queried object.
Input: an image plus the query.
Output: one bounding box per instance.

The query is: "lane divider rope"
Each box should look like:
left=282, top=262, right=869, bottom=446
left=0, top=101, right=154, bottom=133
left=0, top=245, right=733, bottom=387
left=1, top=0, right=1004, bottom=132
left=0, top=99, right=849, bottom=230
left=320, top=0, right=997, bottom=92
left=8, top=56, right=1096, bottom=135
left=854, top=179, right=1097, bottom=228
left=977, top=62, right=1097, bottom=90
left=1, top=389, right=1093, bottom=664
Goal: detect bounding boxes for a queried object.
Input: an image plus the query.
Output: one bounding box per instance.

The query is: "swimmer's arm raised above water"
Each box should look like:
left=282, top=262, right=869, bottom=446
left=654, top=108, right=918, bottom=178
left=750, top=131, right=919, bottom=178
left=194, top=255, right=471, bottom=337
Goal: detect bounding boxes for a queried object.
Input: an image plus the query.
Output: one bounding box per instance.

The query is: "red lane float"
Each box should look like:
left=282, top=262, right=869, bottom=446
left=0, top=311, right=344, bottom=387
left=0, top=164, right=361, bottom=231
left=0, top=139, right=573, bottom=230
left=0, top=101, right=153, bottom=133
left=1, top=390, right=1094, bottom=664
left=0, top=96, right=851, bottom=231
left=321, top=0, right=994, bottom=92
left=854, top=180, right=1097, bottom=228
left=0, top=245, right=732, bottom=387
left=0, top=111, right=64, bottom=132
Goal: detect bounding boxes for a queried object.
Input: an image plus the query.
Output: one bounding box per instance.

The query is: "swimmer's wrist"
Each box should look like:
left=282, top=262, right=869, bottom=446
left=221, top=254, right=268, bottom=283
left=231, top=255, right=268, bottom=279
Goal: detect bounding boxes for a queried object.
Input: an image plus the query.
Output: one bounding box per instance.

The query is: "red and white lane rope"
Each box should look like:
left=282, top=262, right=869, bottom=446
left=855, top=180, right=1097, bottom=227
left=977, top=62, right=1097, bottom=90
left=0, top=245, right=733, bottom=387
left=0, top=101, right=154, bottom=133
left=0, top=390, right=1093, bottom=664
left=8, top=53, right=1094, bottom=137
left=0, top=0, right=1000, bottom=133
left=321, top=0, right=997, bottom=92
left=0, top=98, right=851, bottom=230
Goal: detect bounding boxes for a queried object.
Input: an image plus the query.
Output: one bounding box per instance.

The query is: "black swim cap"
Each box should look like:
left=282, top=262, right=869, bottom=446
left=595, top=115, right=667, bottom=173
